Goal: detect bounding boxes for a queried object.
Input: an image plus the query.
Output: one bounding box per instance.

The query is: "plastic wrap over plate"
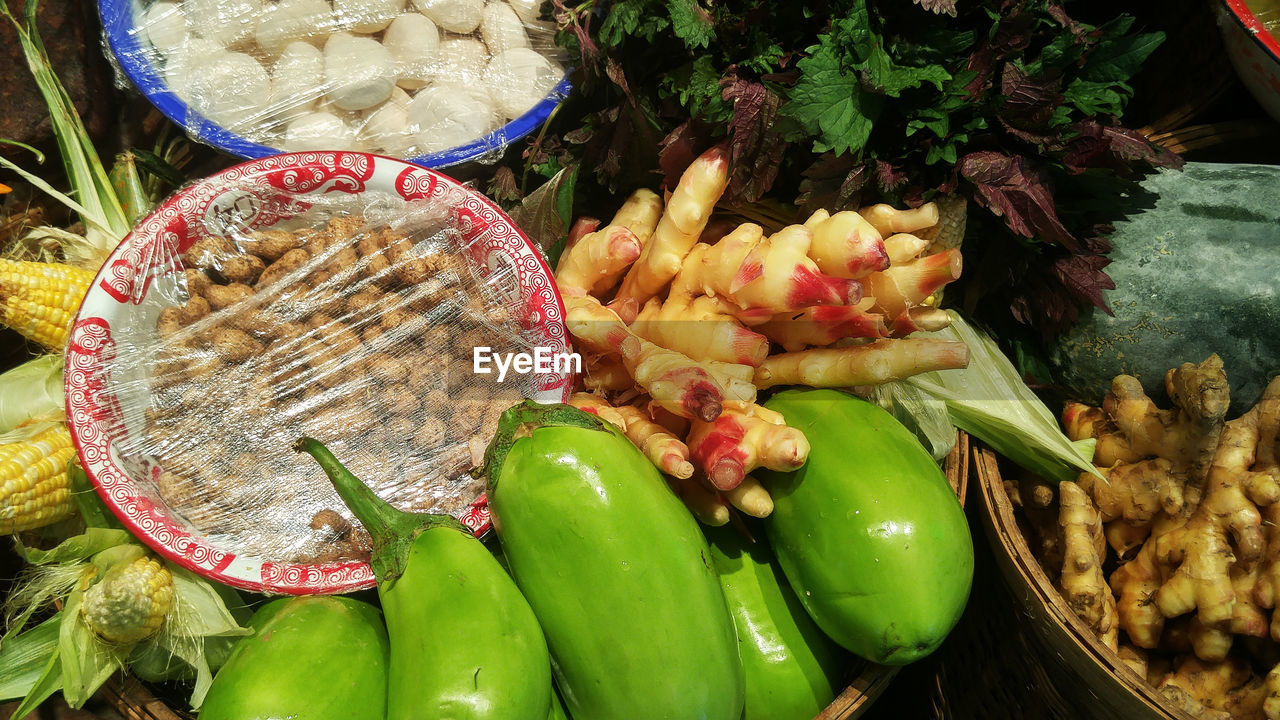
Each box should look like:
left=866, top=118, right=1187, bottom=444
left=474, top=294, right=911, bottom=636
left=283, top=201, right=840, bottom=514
left=66, top=152, right=571, bottom=594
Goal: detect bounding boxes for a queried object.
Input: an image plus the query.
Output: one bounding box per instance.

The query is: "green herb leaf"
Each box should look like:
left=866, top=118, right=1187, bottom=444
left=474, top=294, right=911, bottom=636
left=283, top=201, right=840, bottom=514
left=666, top=0, right=714, bottom=49
left=1083, top=31, right=1165, bottom=83
left=783, top=44, right=881, bottom=155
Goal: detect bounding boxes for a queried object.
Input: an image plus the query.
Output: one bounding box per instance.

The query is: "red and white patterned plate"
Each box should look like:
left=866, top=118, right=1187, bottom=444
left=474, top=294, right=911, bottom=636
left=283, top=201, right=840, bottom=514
left=65, top=152, right=571, bottom=594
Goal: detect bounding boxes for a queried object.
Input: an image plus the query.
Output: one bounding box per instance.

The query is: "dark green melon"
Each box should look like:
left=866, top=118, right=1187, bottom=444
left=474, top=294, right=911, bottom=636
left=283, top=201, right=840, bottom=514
left=1051, top=163, right=1280, bottom=414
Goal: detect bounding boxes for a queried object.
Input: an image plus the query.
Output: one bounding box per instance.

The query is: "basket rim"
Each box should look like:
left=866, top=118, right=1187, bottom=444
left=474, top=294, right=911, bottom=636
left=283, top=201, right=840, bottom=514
left=973, top=442, right=1198, bottom=720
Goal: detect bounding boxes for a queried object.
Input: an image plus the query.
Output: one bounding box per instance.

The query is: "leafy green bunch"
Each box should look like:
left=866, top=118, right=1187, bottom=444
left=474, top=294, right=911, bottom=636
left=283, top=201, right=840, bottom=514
left=523, top=0, right=1178, bottom=336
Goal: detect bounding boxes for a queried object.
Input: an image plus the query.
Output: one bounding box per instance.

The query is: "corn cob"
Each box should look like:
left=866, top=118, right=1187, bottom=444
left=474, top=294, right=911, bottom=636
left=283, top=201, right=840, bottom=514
left=0, top=259, right=95, bottom=350
left=81, top=555, right=175, bottom=644
left=0, top=423, right=76, bottom=533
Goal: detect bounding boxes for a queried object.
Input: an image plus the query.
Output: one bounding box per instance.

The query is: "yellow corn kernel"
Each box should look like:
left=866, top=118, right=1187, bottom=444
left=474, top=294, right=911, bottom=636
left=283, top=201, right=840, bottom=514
left=0, top=424, right=76, bottom=533
left=82, top=555, right=175, bottom=645
left=0, top=259, right=95, bottom=350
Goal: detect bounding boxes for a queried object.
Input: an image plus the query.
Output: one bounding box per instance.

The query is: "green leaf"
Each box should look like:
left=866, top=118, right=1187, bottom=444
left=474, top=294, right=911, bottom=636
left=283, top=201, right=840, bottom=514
left=666, top=0, right=714, bottom=49
left=166, top=565, right=252, bottom=639
left=1082, top=31, right=1165, bottom=83
left=1063, top=78, right=1129, bottom=116
left=861, top=45, right=950, bottom=97
left=782, top=44, right=882, bottom=155
left=0, top=614, right=61, bottom=700
left=509, top=167, right=578, bottom=265
left=58, top=590, right=119, bottom=708
left=905, top=311, right=1103, bottom=484
left=17, top=528, right=134, bottom=566
left=4, top=646, right=61, bottom=717
left=599, top=0, right=643, bottom=45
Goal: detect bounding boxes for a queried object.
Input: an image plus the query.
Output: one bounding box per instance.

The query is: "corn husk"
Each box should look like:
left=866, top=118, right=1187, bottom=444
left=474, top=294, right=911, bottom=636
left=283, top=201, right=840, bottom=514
left=905, top=310, right=1102, bottom=484
left=0, top=355, right=64, bottom=436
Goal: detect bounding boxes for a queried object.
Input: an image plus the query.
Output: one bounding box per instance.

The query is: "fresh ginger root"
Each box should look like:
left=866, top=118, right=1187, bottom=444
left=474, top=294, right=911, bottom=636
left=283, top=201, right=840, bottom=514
left=864, top=248, right=963, bottom=322
left=1112, top=514, right=1185, bottom=649
left=609, top=188, right=664, bottom=248
left=887, top=306, right=952, bottom=338
left=612, top=403, right=695, bottom=480
left=802, top=209, right=889, bottom=279
left=1059, top=480, right=1119, bottom=651
left=857, top=202, right=940, bottom=237
left=692, top=223, right=863, bottom=320
left=756, top=300, right=889, bottom=352
left=1159, top=655, right=1267, bottom=720
left=632, top=245, right=770, bottom=366
left=753, top=338, right=969, bottom=390
left=724, top=475, right=774, bottom=518
left=1265, top=662, right=1280, bottom=719
left=666, top=473, right=730, bottom=527
left=1077, top=458, right=1187, bottom=529
left=687, top=404, right=809, bottom=491
left=882, top=233, right=929, bottom=265
left=582, top=354, right=632, bottom=393
left=1117, top=644, right=1149, bottom=680
left=613, top=144, right=730, bottom=307
left=568, top=392, right=628, bottom=432
left=555, top=224, right=643, bottom=297
left=564, top=294, right=726, bottom=422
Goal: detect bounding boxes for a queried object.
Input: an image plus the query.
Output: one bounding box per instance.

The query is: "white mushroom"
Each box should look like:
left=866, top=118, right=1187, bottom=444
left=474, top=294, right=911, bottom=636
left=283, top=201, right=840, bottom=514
left=410, top=0, right=483, bottom=33
left=407, top=84, right=495, bottom=154
left=163, top=36, right=227, bottom=98
left=482, top=46, right=561, bottom=119
left=255, top=0, right=335, bottom=56
left=382, top=13, right=440, bottom=90
left=323, top=32, right=396, bottom=111
left=269, top=41, right=325, bottom=122
left=184, top=0, right=261, bottom=47
left=141, top=1, right=189, bottom=59
left=359, top=87, right=414, bottom=155
left=184, top=51, right=272, bottom=135
left=332, top=0, right=406, bottom=34
left=284, top=111, right=361, bottom=151
left=480, top=1, right=529, bottom=54
left=505, top=0, right=544, bottom=24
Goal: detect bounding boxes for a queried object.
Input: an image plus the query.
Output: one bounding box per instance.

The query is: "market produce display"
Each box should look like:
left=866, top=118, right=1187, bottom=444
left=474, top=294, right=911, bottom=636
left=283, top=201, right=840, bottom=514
left=554, top=144, right=970, bottom=522
left=1007, top=357, right=1280, bottom=718
left=298, top=437, right=552, bottom=720
left=113, top=0, right=567, bottom=157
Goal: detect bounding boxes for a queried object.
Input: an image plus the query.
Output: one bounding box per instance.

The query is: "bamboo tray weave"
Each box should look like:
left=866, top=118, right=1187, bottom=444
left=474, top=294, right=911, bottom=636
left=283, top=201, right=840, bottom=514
left=930, top=442, right=1191, bottom=720
left=101, top=434, right=971, bottom=720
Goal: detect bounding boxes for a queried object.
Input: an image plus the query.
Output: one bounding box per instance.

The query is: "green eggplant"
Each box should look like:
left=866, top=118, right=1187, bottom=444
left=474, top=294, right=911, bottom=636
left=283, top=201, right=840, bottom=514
left=483, top=402, right=744, bottom=720
left=297, top=437, right=551, bottom=720
left=705, top=525, right=847, bottom=720
left=199, top=596, right=388, bottom=720
left=759, top=389, right=973, bottom=665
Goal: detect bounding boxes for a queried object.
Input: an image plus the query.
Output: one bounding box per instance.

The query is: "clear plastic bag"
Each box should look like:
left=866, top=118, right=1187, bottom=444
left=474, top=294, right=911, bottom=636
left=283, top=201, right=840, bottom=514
left=102, top=0, right=569, bottom=163
left=104, top=185, right=543, bottom=565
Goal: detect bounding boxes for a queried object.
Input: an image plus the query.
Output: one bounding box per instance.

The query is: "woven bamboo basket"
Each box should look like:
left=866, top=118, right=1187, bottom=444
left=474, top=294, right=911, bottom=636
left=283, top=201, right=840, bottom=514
left=100, top=434, right=971, bottom=720
left=929, top=442, right=1190, bottom=720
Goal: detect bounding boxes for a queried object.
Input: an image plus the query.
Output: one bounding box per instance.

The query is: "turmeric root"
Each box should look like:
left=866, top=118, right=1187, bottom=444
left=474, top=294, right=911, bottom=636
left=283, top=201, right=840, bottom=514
left=687, top=404, right=809, bottom=491
left=1059, top=481, right=1119, bottom=651
left=857, top=202, right=940, bottom=237
left=1112, top=513, right=1186, bottom=649
left=631, top=245, right=770, bottom=366
left=613, top=144, right=730, bottom=307
left=613, top=403, right=695, bottom=480
left=753, top=338, right=970, bottom=390
left=803, top=209, right=889, bottom=279
left=1265, top=662, right=1280, bottom=719
left=555, top=224, right=642, bottom=297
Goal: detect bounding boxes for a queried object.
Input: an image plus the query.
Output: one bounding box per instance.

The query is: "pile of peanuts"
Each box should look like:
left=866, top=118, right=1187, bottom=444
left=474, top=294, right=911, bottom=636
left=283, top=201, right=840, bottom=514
left=127, top=210, right=527, bottom=563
